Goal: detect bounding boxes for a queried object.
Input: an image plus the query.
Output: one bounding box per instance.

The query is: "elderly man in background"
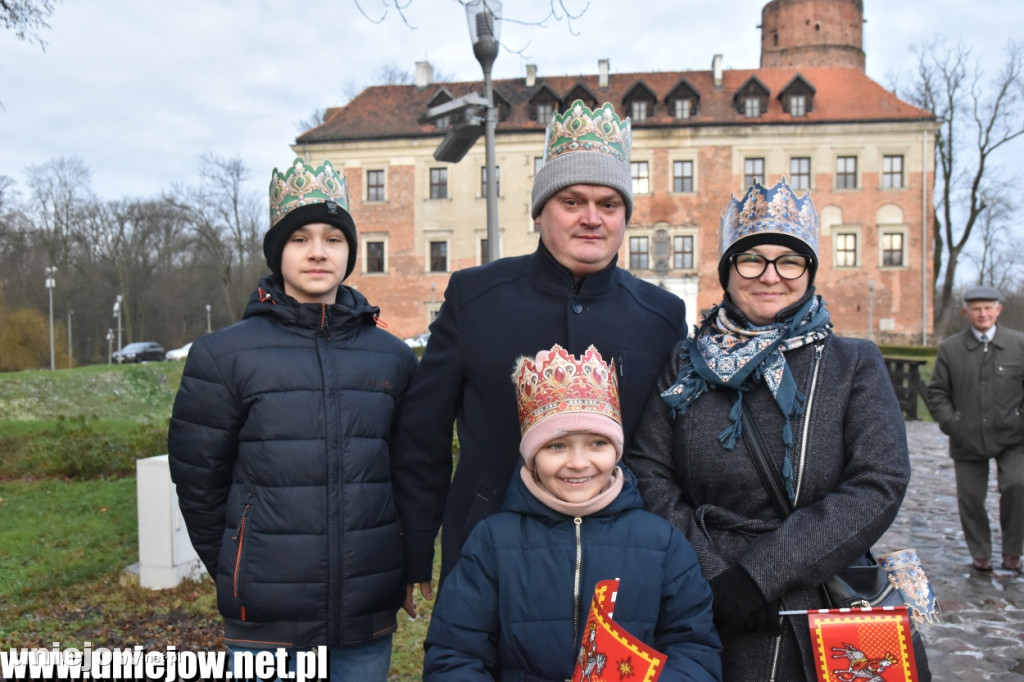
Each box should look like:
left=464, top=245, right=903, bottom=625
left=926, top=286, right=1024, bottom=573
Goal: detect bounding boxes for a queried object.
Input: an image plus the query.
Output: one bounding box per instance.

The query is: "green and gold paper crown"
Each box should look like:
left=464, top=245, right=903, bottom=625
left=268, top=158, right=350, bottom=228
left=542, top=100, right=632, bottom=164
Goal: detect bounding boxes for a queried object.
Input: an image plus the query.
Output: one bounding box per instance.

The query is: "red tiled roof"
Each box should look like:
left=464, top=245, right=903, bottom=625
left=296, top=66, right=933, bottom=144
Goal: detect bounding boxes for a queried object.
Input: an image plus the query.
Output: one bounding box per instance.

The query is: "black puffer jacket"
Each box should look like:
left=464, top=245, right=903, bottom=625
left=168, top=276, right=418, bottom=648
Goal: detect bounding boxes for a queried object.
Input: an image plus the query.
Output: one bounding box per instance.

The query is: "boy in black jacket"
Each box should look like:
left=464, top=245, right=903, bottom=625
left=168, top=158, right=417, bottom=681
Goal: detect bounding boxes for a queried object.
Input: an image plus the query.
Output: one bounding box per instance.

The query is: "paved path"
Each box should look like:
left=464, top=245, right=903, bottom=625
left=878, top=420, right=1024, bottom=680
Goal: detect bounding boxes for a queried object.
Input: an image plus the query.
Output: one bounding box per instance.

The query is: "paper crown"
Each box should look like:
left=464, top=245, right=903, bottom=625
left=542, top=100, right=631, bottom=165
left=718, top=178, right=819, bottom=258
left=268, top=158, right=350, bottom=228
left=513, top=344, right=621, bottom=437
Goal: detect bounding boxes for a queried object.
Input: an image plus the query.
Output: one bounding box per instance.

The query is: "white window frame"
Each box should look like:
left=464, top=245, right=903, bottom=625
left=631, top=161, right=650, bottom=195
left=833, top=229, right=861, bottom=268
left=879, top=228, right=909, bottom=268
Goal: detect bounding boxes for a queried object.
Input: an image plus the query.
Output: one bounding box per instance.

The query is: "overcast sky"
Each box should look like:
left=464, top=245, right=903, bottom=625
left=1, top=0, right=1022, bottom=205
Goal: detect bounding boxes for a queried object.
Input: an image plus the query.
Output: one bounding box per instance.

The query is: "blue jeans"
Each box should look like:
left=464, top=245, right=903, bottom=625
left=229, top=637, right=392, bottom=682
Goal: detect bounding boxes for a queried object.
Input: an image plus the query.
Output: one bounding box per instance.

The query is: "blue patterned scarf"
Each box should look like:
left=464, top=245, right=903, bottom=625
left=661, top=294, right=832, bottom=499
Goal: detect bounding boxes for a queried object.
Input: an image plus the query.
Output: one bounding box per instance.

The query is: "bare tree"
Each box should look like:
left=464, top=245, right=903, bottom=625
left=965, top=195, right=1020, bottom=292
left=169, top=155, right=264, bottom=321
left=897, top=39, right=1024, bottom=323
left=0, top=0, right=59, bottom=49
left=24, top=156, right=94, bottom=272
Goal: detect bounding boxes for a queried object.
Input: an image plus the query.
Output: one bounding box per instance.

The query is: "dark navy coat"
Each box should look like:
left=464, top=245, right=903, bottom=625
left=391, top=242, right=688, bottom=585
left=423, top=466, right=722, bottom=680
left=168, top=276, right=417, bottom=648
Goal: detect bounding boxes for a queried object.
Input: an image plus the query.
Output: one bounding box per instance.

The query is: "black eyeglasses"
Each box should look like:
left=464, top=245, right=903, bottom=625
left=730, top=252, right=812, bottom=280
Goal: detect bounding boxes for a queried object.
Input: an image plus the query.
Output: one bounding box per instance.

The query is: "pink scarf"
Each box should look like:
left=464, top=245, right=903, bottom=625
left=520, top=465, right=624, bottom=518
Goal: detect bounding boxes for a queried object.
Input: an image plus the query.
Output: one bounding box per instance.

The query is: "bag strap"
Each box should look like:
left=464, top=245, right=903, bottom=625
left=739, top=408, right=793, bottom=518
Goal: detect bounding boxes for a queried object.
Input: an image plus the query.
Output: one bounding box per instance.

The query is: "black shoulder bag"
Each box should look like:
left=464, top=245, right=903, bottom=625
left=738, top=409, right=932, bottom=679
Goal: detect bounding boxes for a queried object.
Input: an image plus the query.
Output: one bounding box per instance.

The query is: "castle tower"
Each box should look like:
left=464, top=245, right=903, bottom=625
left=760, top=0, right=865, bottom=70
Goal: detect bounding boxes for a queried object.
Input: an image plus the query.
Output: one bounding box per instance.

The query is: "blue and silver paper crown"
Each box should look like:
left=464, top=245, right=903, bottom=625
left=719, top=178, right=819, bottom=258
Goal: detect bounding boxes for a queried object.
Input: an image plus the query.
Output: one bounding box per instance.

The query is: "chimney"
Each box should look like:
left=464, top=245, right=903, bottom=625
left=598, top=58, right=610, bottom=89
left=712, top=54, right=723, bottom=89
left=415, top=61, right=434, bottom=88
left=526, top=64, right=537, bottom=88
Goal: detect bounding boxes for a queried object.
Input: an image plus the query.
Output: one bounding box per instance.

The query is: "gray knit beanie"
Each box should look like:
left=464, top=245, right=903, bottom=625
left=530, top=100, right=633, bottom=222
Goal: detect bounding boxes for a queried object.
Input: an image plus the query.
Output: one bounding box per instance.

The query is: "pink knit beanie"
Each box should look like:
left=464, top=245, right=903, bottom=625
left=512, top=344, right=623, bottom=470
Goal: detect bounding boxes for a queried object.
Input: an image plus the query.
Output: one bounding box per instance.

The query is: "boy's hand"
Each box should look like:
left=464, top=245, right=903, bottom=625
left=401, top=581, right=435, bottom=618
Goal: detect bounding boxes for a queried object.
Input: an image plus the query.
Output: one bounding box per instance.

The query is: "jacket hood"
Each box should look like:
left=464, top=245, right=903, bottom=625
left=501, top=462, right=645, bottom=522
left=242, top=274, right=380, bottom=336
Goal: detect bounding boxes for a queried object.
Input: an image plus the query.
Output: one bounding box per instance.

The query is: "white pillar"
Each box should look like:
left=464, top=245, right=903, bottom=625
left=135, top=455, right=205, bottom=589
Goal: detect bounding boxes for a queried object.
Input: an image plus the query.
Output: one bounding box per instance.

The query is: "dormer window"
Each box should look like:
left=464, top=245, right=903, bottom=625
left=789, top=95, right=807, bottom=117
left=666, top=79, right=700, bottom=121
left=528, top=85, right=561, bottom=125
left=734, top=77, right=769, bottom=118
left=623, top=81, right=657, bottom=124
left=564, top=84, right=598, bottom=111
left=779, top=75, right=815, bottom=118
left=426, top=88, right=455, bottom=131
left=536, top=102, right=553, bottom=123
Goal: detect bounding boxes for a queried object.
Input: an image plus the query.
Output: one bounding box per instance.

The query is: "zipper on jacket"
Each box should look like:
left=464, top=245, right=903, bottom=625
left=793, top=343, right=824, bottom=504
left=572, top=516, right=583, bottom=648
left=319, top=304, right=329, bottom=337
left=232, top=504, right=251, bottom=601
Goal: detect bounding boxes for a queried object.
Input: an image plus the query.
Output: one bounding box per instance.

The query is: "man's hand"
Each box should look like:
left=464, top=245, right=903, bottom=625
left=401, top=581, right=435, bottom=618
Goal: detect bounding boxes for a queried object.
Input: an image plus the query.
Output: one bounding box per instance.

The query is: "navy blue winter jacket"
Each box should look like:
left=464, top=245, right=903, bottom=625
left=423, top=466, right=722, bottom=681
left=168, top=276, right=417, bottom=648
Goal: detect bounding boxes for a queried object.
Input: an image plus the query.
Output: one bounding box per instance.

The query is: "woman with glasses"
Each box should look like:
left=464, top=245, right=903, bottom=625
left=625, top=179, right=926, bottom=680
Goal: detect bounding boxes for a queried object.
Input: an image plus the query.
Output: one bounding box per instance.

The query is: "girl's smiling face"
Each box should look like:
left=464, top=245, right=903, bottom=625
left=532, top=432, right=618, bottom=504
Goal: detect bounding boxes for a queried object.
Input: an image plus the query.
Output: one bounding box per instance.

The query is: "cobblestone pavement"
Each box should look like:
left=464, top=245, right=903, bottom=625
left=877, top=420, right=1024, bottom=681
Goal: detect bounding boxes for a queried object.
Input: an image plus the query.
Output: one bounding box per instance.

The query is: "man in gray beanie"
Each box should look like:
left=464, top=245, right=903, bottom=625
left=926, top=286, right=1024, bottom=573
left=391, top=100, right=688, bottom=603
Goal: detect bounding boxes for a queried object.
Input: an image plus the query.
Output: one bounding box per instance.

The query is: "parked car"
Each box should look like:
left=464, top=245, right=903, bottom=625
left=165, top=342, right=193, bottom=361
left=112, top=341, right=165, bottom=364
left=403, top=332, right=430, bottom=349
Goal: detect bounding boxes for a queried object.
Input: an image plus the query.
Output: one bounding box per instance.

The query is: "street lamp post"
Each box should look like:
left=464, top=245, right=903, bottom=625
left=113, top=295, right=123, bottom=361
left=44, top=266, right=57, bottom=371
left=465, top=0, right=502, bottom=264
left=205, top=304, right=212, bottom=334
left=868, top=279, right=875, bottom=342
left=67, top=309, right=73, bottom=368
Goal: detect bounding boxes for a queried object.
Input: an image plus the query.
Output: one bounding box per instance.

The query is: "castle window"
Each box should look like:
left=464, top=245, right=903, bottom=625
left=536, top=102, right=553, bottom=123
left=631, top=100, right=648, bottom=121
left=673, top=235, right=694, bottom=270
left=429, top=241, right=448, bottom=272
left=834, top=233, right=859, bottom=267
left=789, top=95, right=806, bottom=117
left=790, top=157, right=811, bottom=190
left=366, top=169, right=385, bottom=202
left=881, top=232, right=905, bottom=267
left=629, top=236, right=650, bottom=269
left=836, top=156, right=857, bottom=189
left=365, top=240, right=385, bottom=273
left=631, top=161, right=650, bottom=194
left=744, top=97, right=761, bottom=118
left=883, top=155, right=904, bottom=189
left=673, top=98, right=692, bottom=119
left=430, top=167, right=448, bottom=199
left=744, top=158, right=765, bottom=187
left=673, top=160, right=694, bottom=193
left=480, top=165, right=500, bottom=198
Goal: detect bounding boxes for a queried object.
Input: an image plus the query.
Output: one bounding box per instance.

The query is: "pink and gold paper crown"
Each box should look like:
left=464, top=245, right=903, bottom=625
left=513, top=344, right=621, bottom=437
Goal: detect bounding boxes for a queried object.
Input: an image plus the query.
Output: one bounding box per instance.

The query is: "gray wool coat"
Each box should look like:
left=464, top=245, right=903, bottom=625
left=625, top=332, right=911, bottom=681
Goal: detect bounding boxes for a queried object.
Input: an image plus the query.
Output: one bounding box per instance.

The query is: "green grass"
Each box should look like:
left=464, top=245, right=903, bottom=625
left=0, top=362, right=431, bottom=679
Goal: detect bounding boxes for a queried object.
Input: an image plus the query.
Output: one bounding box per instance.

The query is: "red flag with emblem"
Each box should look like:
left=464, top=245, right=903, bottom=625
left=572, top=579, right=666, bottom=682
left=807, top=606, right=919, bottom=682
